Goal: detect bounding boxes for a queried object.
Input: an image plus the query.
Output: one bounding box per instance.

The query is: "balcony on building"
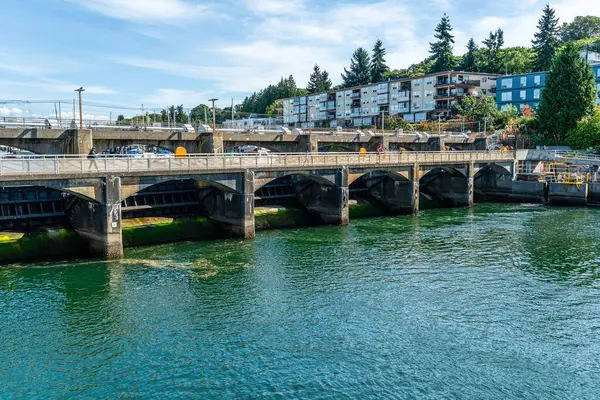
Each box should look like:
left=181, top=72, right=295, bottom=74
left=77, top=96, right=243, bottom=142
left=326, top=101, right=336, bottom=111
left=434, top=90, right=452, bottom=100
left=351, top=90, right=361, bottom=99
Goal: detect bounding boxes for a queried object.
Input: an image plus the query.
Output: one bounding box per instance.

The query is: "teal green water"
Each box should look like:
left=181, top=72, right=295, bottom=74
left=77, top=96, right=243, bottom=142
left=1, top=204, right=600, bottom=399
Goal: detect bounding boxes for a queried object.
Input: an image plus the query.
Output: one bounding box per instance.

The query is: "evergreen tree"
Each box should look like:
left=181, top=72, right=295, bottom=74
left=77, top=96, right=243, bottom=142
left=307, top=64, right=323, bottom=93
left=461, top=38, right=478, bottom=72
left=537, top=43, right=597, bottom=143
left=307, top=64, right=333, bottom=93
left=532, top=5, right=560, bottom=71
left=370, top=39, right=389, bottom=82
left=481, top=29, right=504, bottom=73
left=429, top=13, right=456, bottom=73
left=341, top=48, right=371, bottom=87
left=319, top=70, right=332, bottom=91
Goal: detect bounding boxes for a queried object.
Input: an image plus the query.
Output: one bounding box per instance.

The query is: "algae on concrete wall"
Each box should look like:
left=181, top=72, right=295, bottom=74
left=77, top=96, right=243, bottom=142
left=0, top=229, right=86, bottom=264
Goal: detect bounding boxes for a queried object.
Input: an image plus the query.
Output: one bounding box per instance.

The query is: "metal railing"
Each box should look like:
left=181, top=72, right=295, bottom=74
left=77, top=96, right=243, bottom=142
left=0, top=151, right=515, bottom=178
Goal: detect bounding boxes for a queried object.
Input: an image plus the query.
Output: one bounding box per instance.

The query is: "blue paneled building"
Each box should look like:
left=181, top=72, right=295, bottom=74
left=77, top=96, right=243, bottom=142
left=496, top=64, right=600, bottom=114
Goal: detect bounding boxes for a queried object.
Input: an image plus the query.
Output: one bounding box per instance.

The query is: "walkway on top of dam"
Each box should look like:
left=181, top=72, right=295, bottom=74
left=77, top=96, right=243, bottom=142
left=0, top=151, right=515, bottom=181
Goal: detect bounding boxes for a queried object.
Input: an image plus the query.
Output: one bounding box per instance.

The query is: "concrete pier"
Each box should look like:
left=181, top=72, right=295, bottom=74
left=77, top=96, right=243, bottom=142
left=69, top=175, right=123, bottom=259
left=547, top=183, right=589, bottom=206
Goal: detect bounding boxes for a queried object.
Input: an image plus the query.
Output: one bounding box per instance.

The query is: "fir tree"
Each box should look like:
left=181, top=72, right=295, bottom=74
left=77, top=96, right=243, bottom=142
left=537, top=43, right=597, bottom=143
left=341, top=48, right=371, bottom=87
left=319, top=70, right=332, bottom=91
left=429, top=13, right=456, bottom=73
left=532, top=5, right=560, bottom=71
left=481, top=29, right=504, bottom=73
left=307, top=64, right=322, bottom=93
left=371, top=39, right=389, bottom=82
left=461, top=38, right=478, bottom=72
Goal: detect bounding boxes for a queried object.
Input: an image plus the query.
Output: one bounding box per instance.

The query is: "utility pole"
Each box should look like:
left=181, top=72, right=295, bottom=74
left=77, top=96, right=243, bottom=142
left=209, top=98, right=219, bottom=133
left=381, top=111, right=384, bottom=130
left=74, top=87, right=85, bottom=129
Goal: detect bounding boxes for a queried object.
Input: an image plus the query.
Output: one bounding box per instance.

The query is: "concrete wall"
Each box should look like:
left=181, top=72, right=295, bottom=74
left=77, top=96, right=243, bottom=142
left=548, top=183, right=588, bottom=206
left=0, top=128, right=490, bottom=154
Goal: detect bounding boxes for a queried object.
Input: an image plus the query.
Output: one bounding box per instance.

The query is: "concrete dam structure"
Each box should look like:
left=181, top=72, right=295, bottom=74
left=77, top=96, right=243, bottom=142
left=0, top=128, right=489, bottom=155
left=0, top=151, right=521, bottom=262
left=1, top=150, right=598, bottom=263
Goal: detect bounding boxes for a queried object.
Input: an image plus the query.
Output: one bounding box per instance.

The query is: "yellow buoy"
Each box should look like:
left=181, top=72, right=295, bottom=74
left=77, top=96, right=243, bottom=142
left=175, top=147, right=187, bottom=158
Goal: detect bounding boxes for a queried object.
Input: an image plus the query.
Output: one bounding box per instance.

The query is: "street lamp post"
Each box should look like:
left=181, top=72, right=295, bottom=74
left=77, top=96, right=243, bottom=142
left=209, top=98, right=219, bottom=133
left=74, top=87, right=85, bottom=129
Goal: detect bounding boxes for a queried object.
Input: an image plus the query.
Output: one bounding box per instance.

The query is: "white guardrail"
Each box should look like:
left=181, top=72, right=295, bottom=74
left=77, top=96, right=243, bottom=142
left=0, top=151, right=515, bottom=177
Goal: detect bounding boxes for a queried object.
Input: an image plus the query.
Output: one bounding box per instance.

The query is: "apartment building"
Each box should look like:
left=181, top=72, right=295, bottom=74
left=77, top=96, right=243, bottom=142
left=282, top=71, right=498, bottom=129
left=496, top=51, right=600, bottom=114
left=495, top=72, right=546, bottom=113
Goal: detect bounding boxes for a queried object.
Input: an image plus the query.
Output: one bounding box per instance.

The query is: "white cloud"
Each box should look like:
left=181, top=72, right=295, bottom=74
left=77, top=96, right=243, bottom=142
left=0, top=107, right=23, bottom=117
left=65, top=0, right=210, bottom=23
left=247, top=0, right=305, bottom=15
left=142, top=89, right=218, bottom=107
left=0, top=80, right=117, bottom=95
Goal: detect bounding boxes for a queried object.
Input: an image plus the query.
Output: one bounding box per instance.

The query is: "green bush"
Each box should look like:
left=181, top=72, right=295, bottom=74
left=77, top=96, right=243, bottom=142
left=566, top=107, right=600, bottom=149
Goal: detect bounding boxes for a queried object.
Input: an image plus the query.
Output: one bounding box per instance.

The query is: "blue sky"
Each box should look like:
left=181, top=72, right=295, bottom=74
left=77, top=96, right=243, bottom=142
left=1, top=0, right=597, bottom=119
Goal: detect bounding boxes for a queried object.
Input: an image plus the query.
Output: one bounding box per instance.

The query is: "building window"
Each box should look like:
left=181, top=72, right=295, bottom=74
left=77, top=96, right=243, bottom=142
left=502, top=78, right=513, bottom=89
left=425, top=78, right=434, bottom=85
left=371, top=97, right=377, bottom=103
left=501, top=92, right=512, bottom=102
left=533, top=89, right=541, bottom=99
left=413, top=79, right=422, bottom=86
left=362, top=89, right=368, bottom=95
left=520, top=90, right=526, bottom=100
left=534, top=75, right=541, bottom=85
left=520, top=77, right=527, bottom=87
left=413, top=91, right=420, bottom=97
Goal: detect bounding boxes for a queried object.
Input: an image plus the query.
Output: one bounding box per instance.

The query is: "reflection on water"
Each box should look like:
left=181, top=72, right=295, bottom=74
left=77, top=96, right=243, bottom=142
left=1, top=204, right=599, bottom=398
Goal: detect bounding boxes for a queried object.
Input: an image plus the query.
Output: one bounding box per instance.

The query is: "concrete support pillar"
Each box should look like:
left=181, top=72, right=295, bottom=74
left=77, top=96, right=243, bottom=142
left=371, top=135, right=390, bottom=152
left=234, top=170, right=256, bottom=239
left=298, top=134, right=319, bottom=153
left=335, top=166, right=349, bottom=226
left=71, top=175, right=123, bottom=259
left=70, top=129, right=93, bottom=155
left=208, top=171, right=255, bottom=239
left=297, top=167, right=349, bottom=225
left=465, top=162, right=475, bottom=207
left=201, top=132, right=224, bottom=153
left=410, top=163, right=420, bottom=215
